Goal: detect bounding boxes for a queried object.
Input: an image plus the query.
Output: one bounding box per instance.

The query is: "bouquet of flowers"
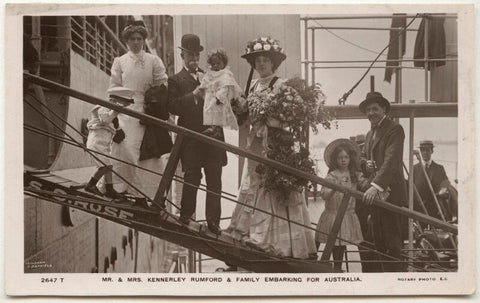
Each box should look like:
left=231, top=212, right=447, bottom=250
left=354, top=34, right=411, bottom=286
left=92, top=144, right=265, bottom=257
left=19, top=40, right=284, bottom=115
left=255, top=128, right=316, bottom=198
left=249, top=77, right=333, bottom=197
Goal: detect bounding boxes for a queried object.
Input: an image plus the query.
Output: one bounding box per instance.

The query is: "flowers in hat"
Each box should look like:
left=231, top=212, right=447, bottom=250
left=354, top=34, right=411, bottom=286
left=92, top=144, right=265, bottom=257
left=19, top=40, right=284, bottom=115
left=245, top=36, right=283, bottom=55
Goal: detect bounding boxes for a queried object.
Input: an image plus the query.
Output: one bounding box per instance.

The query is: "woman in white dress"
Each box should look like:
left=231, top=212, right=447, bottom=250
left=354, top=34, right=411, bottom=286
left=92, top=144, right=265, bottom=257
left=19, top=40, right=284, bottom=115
left=226, top=37, right=316, bottom=259
left=109, top=21, right=168, bottom=196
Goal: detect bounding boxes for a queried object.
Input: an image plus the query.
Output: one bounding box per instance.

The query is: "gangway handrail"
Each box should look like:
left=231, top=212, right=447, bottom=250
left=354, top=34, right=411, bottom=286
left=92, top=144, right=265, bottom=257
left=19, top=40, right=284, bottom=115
left=23, top=72, right=458, bottom=234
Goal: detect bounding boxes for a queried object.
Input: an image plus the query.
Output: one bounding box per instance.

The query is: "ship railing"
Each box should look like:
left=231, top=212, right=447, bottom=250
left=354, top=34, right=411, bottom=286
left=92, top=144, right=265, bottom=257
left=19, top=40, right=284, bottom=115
left=23, top=72, right=458, bottom=272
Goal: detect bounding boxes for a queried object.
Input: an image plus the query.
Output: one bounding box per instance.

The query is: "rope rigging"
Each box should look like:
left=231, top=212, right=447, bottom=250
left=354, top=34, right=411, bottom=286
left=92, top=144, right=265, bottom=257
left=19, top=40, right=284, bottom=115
left=23, top=73, right=455, bottom=272
left=335, top=14, right=420, bottom=105
left=24, top=112, right=450, bottom=272
left=24, top=187, right=449, bottom=272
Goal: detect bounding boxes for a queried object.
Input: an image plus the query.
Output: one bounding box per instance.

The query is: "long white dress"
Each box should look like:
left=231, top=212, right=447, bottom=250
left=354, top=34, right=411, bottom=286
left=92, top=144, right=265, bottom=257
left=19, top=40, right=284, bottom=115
left=109, top=50, right=168, bottom=196
left=227, top=75, right=317, bottom=259
left=199, top=66, right=242, bottom=130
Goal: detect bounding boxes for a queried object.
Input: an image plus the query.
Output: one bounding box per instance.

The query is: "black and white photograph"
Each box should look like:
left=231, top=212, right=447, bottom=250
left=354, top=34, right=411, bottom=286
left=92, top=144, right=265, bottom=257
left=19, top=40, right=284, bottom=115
left=4, top=2, right=476, bottom=297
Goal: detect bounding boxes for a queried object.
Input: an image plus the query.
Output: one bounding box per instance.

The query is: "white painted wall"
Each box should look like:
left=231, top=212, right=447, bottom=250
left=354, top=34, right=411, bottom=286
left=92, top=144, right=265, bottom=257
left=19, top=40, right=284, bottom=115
left=50, top=51, right=111, bottom=171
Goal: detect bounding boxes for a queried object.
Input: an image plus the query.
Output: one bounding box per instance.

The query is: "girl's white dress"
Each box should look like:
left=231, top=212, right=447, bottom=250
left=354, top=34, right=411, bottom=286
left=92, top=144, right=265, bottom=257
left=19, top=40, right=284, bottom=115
left=108, top=50, right=168, bottom=196
left=315, top=170, right=364, bottom=245
left=199, top=67, right=242, bottom=130
left=226, top=74, right=317, bottom=259
left=86, top=105, right=117, bottom=168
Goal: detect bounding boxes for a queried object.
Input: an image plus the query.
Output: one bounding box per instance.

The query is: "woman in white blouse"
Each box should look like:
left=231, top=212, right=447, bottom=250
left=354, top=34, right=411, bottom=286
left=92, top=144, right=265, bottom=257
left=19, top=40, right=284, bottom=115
left=109, top=21, right=168, bottom=196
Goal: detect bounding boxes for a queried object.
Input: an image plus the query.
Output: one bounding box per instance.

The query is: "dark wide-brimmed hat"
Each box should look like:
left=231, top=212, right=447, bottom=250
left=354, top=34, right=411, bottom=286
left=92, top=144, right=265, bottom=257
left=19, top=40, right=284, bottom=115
left=179, top=34, right=204, bottom=53
left=241, top=37, right=286, bottom=70
left=324, top=138, right=361, bottom=169
left=419, top=140, right=434, bottom=149
left=358, top=91, right=391, bottom=114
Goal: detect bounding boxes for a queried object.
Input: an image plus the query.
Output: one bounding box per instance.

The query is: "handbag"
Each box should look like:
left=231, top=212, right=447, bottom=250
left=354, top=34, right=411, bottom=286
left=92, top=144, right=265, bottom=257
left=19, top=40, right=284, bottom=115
left=112, top=129, right=125, bottom=144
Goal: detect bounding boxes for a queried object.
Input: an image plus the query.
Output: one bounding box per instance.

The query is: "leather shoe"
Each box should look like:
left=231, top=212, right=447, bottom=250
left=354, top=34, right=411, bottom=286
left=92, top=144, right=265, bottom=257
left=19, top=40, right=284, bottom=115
left=133, top=197, right=149, bottom=209
left=179, top=216, right=190, bottom=226
left=207, top=221, right=222, bottom=235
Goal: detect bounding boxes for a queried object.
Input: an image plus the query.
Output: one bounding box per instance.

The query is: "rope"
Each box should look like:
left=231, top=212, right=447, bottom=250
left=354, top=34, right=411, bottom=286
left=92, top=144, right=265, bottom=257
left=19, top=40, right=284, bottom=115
left=336, top=14, right=420, bottom=105
left=25, top=92, right=88, bottom=140
left=23, top=79, right=451, bottom=271
left=313, top=21, right=389, bottom=57
left=24, top=98, right=154, bottom=201
left=32, top=188, right=447, bottom=271
left=23, top=123, right=233, bottom=213
left=24, top=122, right=448, bottom=271
left=23, top=93, right=237, bottom=201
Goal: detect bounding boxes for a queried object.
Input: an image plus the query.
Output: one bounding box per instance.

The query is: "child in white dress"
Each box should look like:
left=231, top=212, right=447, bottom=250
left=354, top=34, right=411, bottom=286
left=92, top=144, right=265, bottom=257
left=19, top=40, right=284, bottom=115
left=84, top=87, right=133, bottom=198
left=200, top=48, right=244, bottom=138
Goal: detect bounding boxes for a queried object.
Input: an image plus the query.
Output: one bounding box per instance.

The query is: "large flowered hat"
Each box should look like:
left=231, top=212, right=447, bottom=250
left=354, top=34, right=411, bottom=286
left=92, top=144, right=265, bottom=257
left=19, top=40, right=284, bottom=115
left=241, top=36, right=286, bottom=70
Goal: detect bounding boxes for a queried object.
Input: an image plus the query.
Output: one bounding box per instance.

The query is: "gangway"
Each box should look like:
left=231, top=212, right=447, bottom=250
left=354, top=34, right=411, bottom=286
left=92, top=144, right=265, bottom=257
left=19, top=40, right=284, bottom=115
left=23, top=72, right=458, bottom=273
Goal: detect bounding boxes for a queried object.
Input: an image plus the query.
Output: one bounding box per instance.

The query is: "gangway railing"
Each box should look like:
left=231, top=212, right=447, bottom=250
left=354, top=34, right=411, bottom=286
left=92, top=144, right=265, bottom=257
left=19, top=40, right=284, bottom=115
left=24, top=72, right=459, bottom=273
left=23, top=72, right=457, bottom=235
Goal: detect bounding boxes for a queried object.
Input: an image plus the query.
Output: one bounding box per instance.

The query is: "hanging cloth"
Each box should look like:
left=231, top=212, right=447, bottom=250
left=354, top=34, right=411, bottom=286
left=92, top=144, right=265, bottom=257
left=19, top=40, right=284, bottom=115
left=384, top=14, right=407, bottom=83
left=413, top=15, right=446, bottom=70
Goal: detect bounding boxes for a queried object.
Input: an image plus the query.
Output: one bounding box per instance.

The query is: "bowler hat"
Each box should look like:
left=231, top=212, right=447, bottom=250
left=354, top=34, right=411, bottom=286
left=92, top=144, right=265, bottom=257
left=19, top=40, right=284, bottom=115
left=419, top=140, right=434, bottom=149
left=359, top=91, right=391, bottom=114
left=179, top=34, right=204, bottom=53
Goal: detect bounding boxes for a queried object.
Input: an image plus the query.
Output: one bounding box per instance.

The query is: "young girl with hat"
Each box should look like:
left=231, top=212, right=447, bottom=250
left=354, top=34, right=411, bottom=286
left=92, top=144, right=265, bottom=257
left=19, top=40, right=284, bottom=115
left=315, top=139, right=364, bottom=270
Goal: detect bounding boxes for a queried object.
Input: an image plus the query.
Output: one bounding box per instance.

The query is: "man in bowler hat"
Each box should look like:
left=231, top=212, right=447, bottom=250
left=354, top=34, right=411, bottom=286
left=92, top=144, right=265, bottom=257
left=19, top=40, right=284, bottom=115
left=359, top=91, right=408, bottom=272
left=167, top=34, right=227, bottom=235
left=413, top=140, right=458, bottom=223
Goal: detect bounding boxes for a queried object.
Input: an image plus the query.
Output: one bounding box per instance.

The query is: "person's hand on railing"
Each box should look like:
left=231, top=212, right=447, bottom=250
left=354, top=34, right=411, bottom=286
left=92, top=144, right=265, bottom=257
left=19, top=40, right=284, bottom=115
left=362, top=185, right=379, bottom=205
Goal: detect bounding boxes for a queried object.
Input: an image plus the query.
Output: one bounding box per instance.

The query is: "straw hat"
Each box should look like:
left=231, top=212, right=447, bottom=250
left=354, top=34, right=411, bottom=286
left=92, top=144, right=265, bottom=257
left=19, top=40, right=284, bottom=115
left=419, top=140, right=434, bottom=149
left=324, top=138, right=361, bottom=169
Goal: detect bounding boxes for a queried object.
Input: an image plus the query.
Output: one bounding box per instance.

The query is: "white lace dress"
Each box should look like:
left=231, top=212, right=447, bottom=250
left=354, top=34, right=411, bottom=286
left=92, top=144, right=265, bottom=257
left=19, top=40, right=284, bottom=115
left=199, top=67, right=243, bottom=130
left=108, top=50, right=168, bottom=196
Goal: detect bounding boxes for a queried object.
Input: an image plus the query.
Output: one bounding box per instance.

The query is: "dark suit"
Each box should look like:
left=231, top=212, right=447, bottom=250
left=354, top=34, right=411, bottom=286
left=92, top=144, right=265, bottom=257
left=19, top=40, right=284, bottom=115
left=413, top=161, right=457, bottom=221
left=168, top=68, right=227, bottom=225
left=361, top=116, right=407, bottom=272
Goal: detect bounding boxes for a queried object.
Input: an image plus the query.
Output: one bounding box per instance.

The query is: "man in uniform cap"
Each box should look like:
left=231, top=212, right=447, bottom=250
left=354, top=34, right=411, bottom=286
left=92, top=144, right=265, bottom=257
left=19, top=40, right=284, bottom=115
left=413, top=140, right=458, bottom=223
left=167, top=34, right=227, bottom=235
left=359, top=91, right=408, bottom=272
